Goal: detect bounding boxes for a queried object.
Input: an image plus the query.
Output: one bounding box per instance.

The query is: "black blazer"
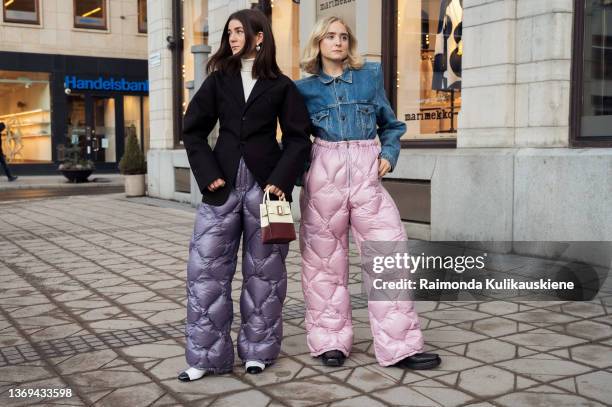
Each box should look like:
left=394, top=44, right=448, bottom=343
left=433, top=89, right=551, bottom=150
left=183, top=71, right=312, bottom=206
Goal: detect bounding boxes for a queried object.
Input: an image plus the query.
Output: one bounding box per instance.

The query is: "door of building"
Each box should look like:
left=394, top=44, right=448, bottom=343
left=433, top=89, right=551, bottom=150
left=66, top=94, right=123, bottom=166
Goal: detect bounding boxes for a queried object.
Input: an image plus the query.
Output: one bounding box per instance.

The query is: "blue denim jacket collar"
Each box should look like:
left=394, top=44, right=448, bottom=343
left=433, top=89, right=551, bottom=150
left=317, top=66, right=353, bottom=84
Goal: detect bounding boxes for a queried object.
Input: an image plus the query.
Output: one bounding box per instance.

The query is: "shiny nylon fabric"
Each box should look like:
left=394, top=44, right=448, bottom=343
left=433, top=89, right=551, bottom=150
left=185, top=158, right=289, bottom=373
left=299, top=139, right=424, bottom=366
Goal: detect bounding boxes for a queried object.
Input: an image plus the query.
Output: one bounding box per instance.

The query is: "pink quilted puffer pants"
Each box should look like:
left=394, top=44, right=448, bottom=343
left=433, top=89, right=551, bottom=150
left=299, top=139, right=424, bottom=366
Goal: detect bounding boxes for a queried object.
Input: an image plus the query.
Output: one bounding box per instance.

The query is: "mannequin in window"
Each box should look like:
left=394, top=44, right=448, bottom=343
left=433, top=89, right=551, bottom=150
left=0, top=122, right=18, bottom=182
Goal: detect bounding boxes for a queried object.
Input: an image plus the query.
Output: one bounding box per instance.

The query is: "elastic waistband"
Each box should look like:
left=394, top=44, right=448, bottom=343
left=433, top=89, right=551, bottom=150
left=313, top=138, right=379, bottom=149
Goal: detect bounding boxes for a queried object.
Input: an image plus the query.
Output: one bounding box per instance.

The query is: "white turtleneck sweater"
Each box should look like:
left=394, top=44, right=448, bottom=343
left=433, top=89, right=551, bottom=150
left=240, top=58, right=257, bottom=101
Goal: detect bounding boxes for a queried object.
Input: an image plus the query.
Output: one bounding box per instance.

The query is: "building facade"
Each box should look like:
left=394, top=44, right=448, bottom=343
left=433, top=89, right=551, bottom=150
left=0, top=0, right=150, bottom=174
left=146, top=0, right=612, bottom=242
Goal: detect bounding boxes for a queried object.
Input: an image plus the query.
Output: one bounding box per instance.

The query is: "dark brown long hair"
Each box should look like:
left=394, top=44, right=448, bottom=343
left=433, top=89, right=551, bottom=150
left=207, top=9, right=281, bottom=79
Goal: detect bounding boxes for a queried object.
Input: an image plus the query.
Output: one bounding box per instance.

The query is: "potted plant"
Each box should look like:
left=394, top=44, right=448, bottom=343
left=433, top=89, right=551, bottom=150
left=119, top=125, right=147, bottom=197
left=58, top=144, right=95, bottom=183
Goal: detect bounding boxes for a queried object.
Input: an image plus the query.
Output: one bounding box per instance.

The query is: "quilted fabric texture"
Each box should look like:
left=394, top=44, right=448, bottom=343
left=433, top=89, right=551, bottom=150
left=185, top=158, right=288, bottom=373
left=300, top=139, right=424, bottom=366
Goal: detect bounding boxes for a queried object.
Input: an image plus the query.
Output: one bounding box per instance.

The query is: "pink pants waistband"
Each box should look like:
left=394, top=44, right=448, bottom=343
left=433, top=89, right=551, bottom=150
left=313, top=138, right=379, bottom=149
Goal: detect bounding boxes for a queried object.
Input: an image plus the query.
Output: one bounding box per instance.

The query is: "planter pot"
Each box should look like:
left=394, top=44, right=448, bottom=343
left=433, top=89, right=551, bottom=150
left=124, top=174, right=146, bottom=197
left=61, top=169, right=93, bottom=183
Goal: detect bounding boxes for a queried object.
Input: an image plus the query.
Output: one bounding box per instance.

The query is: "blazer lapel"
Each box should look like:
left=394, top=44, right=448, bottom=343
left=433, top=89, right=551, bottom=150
left=224, top=72, right=246, bottom=107
left=244, top=78, right=275, bottom=111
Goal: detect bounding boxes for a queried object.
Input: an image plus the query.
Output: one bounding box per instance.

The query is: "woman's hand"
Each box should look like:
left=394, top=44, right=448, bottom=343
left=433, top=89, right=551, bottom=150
left=265, top=184, right=285, bottom=200
left=207, top=178, right=226, bottom=192
left=378, top=158, right=392, bottom=177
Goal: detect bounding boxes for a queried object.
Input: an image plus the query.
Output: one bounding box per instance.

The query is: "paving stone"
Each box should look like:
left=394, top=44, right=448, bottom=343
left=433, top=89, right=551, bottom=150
left=563, top=321, right=612, bottom=341
left=207, top=389, right=270, bottom=407
left=370, top=385, right=439, bottom=406
left=414, top=386, right=476, bottom=406
left=560, top=302, right=606, bottom=318
left=329, top=394, right=388, bottom=407
left=497, top=357, right=593, bottom=380
left=56, top=349, right=121, bottom=375
left=94, top=383, right=165, bottom=407
left=493, top=392, right=606, bottom=407
left=503, top=329, right=588, bottom=349
left=457, top=366, right=514, bottom=398
left=466, top=339, right=516, bottom=363
left=264, top=377, right=360, bottom=406
left=575, top=371, right=612, bottom=404
left=471, top=317, right=520, bottom=337
left=570, top=344, right=612, bottom=368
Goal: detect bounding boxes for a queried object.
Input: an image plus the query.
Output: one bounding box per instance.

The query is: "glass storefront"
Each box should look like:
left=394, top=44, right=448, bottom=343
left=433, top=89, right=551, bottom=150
left=0, top=70, right=52, bottom=164
left=65, top=93, right=149, bottom=165
left=396, top=0, right=462, bottom=141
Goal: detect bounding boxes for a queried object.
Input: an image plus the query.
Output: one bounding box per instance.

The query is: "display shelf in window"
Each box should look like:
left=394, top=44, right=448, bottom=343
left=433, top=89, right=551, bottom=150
left=0, top=109, right=52, bottom=162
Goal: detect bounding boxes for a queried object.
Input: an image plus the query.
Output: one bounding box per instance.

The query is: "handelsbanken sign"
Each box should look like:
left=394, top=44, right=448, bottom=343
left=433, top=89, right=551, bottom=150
left=64, top=76, right=149, bottom=92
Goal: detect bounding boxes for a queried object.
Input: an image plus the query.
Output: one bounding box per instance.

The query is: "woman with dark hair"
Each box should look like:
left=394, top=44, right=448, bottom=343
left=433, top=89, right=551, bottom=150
left=179, top=8, right=311, bottom=382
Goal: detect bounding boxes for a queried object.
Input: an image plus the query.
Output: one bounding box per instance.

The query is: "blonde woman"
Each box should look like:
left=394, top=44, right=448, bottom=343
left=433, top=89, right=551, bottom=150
left=295, top=16, right=440, bottom=370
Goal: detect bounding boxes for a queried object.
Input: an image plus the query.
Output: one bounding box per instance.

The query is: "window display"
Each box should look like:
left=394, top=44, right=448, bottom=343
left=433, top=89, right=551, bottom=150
left=0, top=70, right=52, bottom=164
left=397, top=0, right=462, bottom=140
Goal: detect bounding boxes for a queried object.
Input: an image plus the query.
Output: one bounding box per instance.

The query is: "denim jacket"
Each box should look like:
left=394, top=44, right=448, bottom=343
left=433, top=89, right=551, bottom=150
left=295, top=62, right=406, bottom=170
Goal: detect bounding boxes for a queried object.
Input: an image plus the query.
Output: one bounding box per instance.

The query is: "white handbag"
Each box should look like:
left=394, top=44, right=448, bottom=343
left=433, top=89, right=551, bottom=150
left=260, top=189, right=296, bottom=244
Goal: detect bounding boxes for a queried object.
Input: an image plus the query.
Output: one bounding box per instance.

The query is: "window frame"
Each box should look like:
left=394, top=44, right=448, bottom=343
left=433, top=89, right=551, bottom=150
left=138, top=0, right=147, bottom=34
left=2, top=0, right=40, bottom=25
left=382, top=0, right=457, bottom=149
left=73, top=0, right=108, bottom=31
left=570, top=0, right=612, bottom=147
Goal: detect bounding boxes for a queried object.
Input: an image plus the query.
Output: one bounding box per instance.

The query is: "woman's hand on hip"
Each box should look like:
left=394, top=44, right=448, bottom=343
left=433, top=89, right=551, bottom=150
left=265, top=184, right=285, bottom=200
left=378, top=158, right=392, bottom=177
left=207, top=178, right=226, bottom=192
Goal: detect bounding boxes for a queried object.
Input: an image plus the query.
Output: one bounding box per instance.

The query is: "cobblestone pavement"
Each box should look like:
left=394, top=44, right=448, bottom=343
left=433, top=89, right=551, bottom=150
left=0, top=194, right=610, bottom=406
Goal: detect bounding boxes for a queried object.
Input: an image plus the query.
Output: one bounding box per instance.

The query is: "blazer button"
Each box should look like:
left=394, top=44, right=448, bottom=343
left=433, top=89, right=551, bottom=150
left=242, top=116, right=246, bottom=121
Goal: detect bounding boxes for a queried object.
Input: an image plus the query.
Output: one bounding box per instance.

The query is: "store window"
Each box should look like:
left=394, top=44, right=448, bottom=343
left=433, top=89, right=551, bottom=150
left=138, top=0, right=147, bottom=33
left=0, top=70, right=52, bottom=164
left=2, top=0, right=40, bottom=25
left=571, top=0, right=612, bottom=146
left=182, top=0, right=209, bottom=115
left=74, top=0, right=107, bottom=30
left=172, top=0, right=208, bottom=146
left=391, top=0, right=462, bottom=144
left=124, top=95, right=150, bottom=155
left=272, top=0, right=301, bottom=79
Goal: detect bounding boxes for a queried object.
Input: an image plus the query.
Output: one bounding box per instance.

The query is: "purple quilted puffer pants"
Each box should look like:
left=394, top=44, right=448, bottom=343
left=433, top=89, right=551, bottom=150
left=185, top=158, right=289, bottom=373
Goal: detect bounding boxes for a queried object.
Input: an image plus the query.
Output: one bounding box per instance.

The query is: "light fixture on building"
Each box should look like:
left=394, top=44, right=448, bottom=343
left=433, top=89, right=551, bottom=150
left=4, top=0, right=15, bottom=7
left=82, top=7, right=102, bottom=18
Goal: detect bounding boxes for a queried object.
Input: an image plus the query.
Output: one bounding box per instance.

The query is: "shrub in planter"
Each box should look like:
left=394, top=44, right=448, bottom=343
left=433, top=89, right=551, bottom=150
left=119, top=126, right=147, bottom=196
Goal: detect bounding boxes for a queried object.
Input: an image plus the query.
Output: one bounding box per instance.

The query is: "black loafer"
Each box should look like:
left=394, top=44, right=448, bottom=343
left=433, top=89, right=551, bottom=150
left=321, top=350, right=346, bottom=367
left=396, top=353, right=441, bottom=370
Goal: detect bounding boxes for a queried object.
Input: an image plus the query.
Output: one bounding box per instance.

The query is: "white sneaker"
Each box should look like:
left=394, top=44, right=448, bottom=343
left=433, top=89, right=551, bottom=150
left=245, top=360, right=266, bottom=374
left=178, top=367, right=206, bottom=382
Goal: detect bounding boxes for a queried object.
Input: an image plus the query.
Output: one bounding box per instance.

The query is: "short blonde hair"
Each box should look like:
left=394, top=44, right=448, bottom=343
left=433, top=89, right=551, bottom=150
left=300, top=16, right=364, bottom=75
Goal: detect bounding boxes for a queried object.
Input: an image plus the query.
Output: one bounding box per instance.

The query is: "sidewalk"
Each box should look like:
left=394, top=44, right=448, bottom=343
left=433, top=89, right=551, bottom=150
left=0, top=194, right=610, bottom=406
left=0, top=174, right=124, bottom=190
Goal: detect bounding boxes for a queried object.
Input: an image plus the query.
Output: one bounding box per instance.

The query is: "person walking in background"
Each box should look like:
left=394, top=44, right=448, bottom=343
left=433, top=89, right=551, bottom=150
left=295, top=16, right=441, bottom=370
left=178, top=9, right=311, bottom=382
left=0, top=122, right=18, bottom=182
